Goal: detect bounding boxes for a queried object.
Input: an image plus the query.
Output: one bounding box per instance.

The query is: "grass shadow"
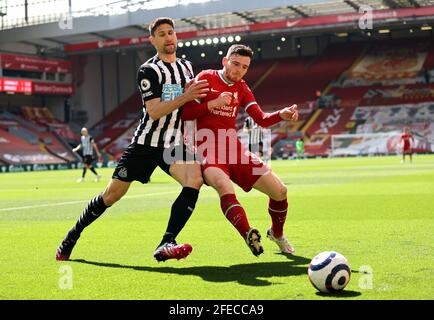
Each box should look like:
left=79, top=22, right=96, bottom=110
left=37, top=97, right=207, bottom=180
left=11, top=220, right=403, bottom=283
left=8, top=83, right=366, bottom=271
left=276, top=253, right=311, bottom=264
left=70, top=256, right=310, bottom=287
left=315, top=290, right=362, bottom=298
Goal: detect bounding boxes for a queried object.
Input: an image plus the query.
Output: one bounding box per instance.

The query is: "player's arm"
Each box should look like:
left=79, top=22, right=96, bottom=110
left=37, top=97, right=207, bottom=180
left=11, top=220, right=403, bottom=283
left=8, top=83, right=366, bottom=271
left=399, top=135, right=405, bottom=148
left=146, top=81, right=209, bottom=120
left=72, top=144, right=82, bottom=152
left=182, top=91, right=232, bottom=120
left=91, top=139, right=102, bottom=160
left=246, top=103, right=280, bottom=128
left=242, top=84, right=298, bottom=128
left=137, top=65, right=208, bottom=121
left=246, top=102, right=298, bottom=128
left=181, top=71, right=230, bottom=120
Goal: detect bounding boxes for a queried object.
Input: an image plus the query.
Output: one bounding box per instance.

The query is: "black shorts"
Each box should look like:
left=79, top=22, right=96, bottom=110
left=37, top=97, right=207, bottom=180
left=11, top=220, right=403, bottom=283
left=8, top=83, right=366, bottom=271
left=112, top=143, right=196, bottom=184
left=83, top=155, right=94, bottom=165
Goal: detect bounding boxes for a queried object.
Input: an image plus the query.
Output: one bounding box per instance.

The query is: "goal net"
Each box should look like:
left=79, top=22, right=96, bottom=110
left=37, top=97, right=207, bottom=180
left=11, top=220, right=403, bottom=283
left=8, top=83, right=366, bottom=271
left=330, top=132, right=400, bottom=157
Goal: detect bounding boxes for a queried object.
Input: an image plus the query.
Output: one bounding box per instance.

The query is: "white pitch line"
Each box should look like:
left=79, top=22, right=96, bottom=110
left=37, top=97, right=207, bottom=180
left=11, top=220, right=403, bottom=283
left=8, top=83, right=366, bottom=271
left=0, top=190, right=179, bottom=212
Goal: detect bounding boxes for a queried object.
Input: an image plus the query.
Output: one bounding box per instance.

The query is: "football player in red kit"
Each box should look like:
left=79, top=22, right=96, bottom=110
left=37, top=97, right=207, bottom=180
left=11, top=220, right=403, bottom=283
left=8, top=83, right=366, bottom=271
left=399, top=126, right=414, bottom=163
left=182, top=44, right=299, bottom=256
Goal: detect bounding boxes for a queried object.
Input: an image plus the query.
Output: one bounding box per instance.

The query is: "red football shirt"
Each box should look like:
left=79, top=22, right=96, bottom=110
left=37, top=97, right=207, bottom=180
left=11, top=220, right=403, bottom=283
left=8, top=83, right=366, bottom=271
left=182, top=69, right=282, bottom=133
left=401, top=133, right=413, bottom=149
left=182, top=69, right=284, bottom=162
left=189, top=69, right=256, bottom=132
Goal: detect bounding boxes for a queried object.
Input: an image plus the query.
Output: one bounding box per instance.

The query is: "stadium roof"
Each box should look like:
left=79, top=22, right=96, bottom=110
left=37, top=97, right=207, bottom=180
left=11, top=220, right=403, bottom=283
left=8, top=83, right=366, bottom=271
left=1, top=0, right=434, bottom=53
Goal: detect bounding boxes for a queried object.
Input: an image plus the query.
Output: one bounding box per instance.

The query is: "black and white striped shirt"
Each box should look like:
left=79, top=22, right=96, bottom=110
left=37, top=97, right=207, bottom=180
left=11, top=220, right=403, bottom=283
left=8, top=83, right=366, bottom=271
left=132, top=55, right=194, bottom=148
left=81, top=135, right=94, bottom=156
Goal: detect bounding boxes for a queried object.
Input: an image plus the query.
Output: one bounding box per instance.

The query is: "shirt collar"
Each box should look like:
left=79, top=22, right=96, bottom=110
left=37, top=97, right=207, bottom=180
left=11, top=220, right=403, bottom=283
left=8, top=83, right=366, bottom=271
left=218, top=70, right=234, bottom=86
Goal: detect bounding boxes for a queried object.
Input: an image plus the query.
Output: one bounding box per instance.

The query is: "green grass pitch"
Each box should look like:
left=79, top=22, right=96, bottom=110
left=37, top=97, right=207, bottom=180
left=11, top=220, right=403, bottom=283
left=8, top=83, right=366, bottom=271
left=0, top=155, right=433, bottom=300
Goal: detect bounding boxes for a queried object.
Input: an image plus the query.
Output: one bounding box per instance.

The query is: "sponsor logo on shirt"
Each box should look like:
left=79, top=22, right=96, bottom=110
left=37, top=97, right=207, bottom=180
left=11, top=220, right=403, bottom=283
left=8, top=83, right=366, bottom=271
left=162, top=84, right=183, bottom=101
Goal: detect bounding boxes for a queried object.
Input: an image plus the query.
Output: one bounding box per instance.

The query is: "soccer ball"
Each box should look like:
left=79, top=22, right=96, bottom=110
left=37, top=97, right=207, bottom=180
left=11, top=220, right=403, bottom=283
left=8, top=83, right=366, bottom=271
left=308, top=251, right=351, bottom=293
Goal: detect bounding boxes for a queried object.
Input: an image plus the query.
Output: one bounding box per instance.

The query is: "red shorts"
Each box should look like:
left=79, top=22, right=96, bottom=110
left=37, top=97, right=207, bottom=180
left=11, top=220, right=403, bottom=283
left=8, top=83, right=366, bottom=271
left=403, top=143, right=412, bottom=154
left=403, top=147, right=412, bottom=154
left=201, top=151, right=270, bottom=192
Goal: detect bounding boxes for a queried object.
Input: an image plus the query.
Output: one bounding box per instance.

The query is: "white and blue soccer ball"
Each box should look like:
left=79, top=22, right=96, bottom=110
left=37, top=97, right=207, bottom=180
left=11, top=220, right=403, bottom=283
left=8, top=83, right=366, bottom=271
left=308, top=251, right=351, bottom=293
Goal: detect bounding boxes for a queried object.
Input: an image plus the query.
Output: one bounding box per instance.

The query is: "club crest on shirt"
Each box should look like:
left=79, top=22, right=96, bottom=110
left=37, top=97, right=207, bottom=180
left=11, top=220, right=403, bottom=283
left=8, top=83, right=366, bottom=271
left=233, top=92, right=239, bottom=104
left=118, top=167, right=127, bottom=178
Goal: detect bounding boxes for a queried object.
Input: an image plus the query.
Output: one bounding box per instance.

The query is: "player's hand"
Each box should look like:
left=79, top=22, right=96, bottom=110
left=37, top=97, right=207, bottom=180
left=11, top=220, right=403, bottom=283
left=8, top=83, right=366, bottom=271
left=279, top=104, right=299, bottom=121
left=184, top=79, right=209, bottom=101
left=185, top=79, right=193, bottom=91
left=208, top=92, right=232, bottom=110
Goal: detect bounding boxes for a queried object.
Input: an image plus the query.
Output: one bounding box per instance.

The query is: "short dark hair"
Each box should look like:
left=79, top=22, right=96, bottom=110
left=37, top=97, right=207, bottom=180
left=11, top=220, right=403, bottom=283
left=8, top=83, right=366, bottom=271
left=226, top=44, right=253, bottom=59
left=149, top=17, right=175, bottom=36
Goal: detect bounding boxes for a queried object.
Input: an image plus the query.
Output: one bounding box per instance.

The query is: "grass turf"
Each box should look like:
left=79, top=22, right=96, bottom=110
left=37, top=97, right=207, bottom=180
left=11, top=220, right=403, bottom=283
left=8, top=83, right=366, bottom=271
left=0, top=155, right=433, bottom=300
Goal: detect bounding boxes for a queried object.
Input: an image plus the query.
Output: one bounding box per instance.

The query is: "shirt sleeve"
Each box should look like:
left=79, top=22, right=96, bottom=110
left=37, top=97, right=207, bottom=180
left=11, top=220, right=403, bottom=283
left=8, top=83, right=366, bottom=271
left=246, top=104, right=282, bottom=128
left=241, top=83, right=282, bottom=128
left=137, top=65, right=162, bottom=102
left=241, top=84, right=257, bottom=113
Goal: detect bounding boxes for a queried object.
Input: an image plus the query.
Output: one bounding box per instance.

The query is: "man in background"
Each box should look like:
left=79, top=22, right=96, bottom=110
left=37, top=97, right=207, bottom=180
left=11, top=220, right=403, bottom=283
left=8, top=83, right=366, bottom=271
left=399, top=126, right=414, bottom=163
left=295, top=138, right=305, bottom=160
left=73, top=127, right=102, bottom=182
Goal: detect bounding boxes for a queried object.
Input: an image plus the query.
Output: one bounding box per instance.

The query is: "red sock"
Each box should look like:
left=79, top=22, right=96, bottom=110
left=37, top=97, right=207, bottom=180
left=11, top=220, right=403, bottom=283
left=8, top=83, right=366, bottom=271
left=268, top=198, right=288, bottom=238
left=220, top=194, right=251, bottom=239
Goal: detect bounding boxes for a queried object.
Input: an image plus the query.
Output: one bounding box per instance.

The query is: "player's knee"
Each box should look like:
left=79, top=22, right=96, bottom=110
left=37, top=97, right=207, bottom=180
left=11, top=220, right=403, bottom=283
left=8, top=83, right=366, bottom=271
left=182, top=166, right=203, bottom=189
left=102, top=190, right=123, bottom=206
left=188, top=175, right=203, bottom=189
left=213, top=177, right=232, bottom=194
left=275, top=183, right=287, bottom=201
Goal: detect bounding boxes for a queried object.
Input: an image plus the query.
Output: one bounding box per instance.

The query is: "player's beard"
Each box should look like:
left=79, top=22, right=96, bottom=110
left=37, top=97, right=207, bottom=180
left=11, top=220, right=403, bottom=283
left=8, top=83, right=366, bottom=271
left=162, top=43, right=176, bottom=55
left=226, top=70, right=241, bottom=83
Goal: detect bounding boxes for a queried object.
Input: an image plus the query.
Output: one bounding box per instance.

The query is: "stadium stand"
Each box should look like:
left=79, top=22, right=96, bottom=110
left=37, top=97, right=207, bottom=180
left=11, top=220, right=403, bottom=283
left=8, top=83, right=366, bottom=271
left=2, top=1, right=434, bottom=165
left=92, top=93, right=142, bottom=154
left=300, top=39, right=434, bottom=156
left=253, top=42, right=364, bottom=110
left=91, top=38, right=434, bottom=159
left=0, top=110, right=79, bottom=165
left=21, top=106, right=78, bottom=143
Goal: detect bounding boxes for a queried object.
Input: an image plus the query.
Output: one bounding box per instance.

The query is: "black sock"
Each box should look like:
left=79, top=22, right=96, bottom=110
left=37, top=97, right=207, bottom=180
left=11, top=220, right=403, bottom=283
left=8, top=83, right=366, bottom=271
left=158, top=187, right=199, bottom=247
left=159, top=232, right=176, bottom=246
left=68, top=194, right=109, bottom=240
left=90, top=167, right=98, bottom=175
left=82, top=167, right=87, bottom=178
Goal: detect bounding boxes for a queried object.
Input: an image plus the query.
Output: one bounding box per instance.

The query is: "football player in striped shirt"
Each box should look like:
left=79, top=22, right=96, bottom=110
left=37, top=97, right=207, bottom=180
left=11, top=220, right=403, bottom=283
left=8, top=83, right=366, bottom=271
left=56, top=17, right=209, bottom=262
left=73, top=127, right=102, bottom=182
